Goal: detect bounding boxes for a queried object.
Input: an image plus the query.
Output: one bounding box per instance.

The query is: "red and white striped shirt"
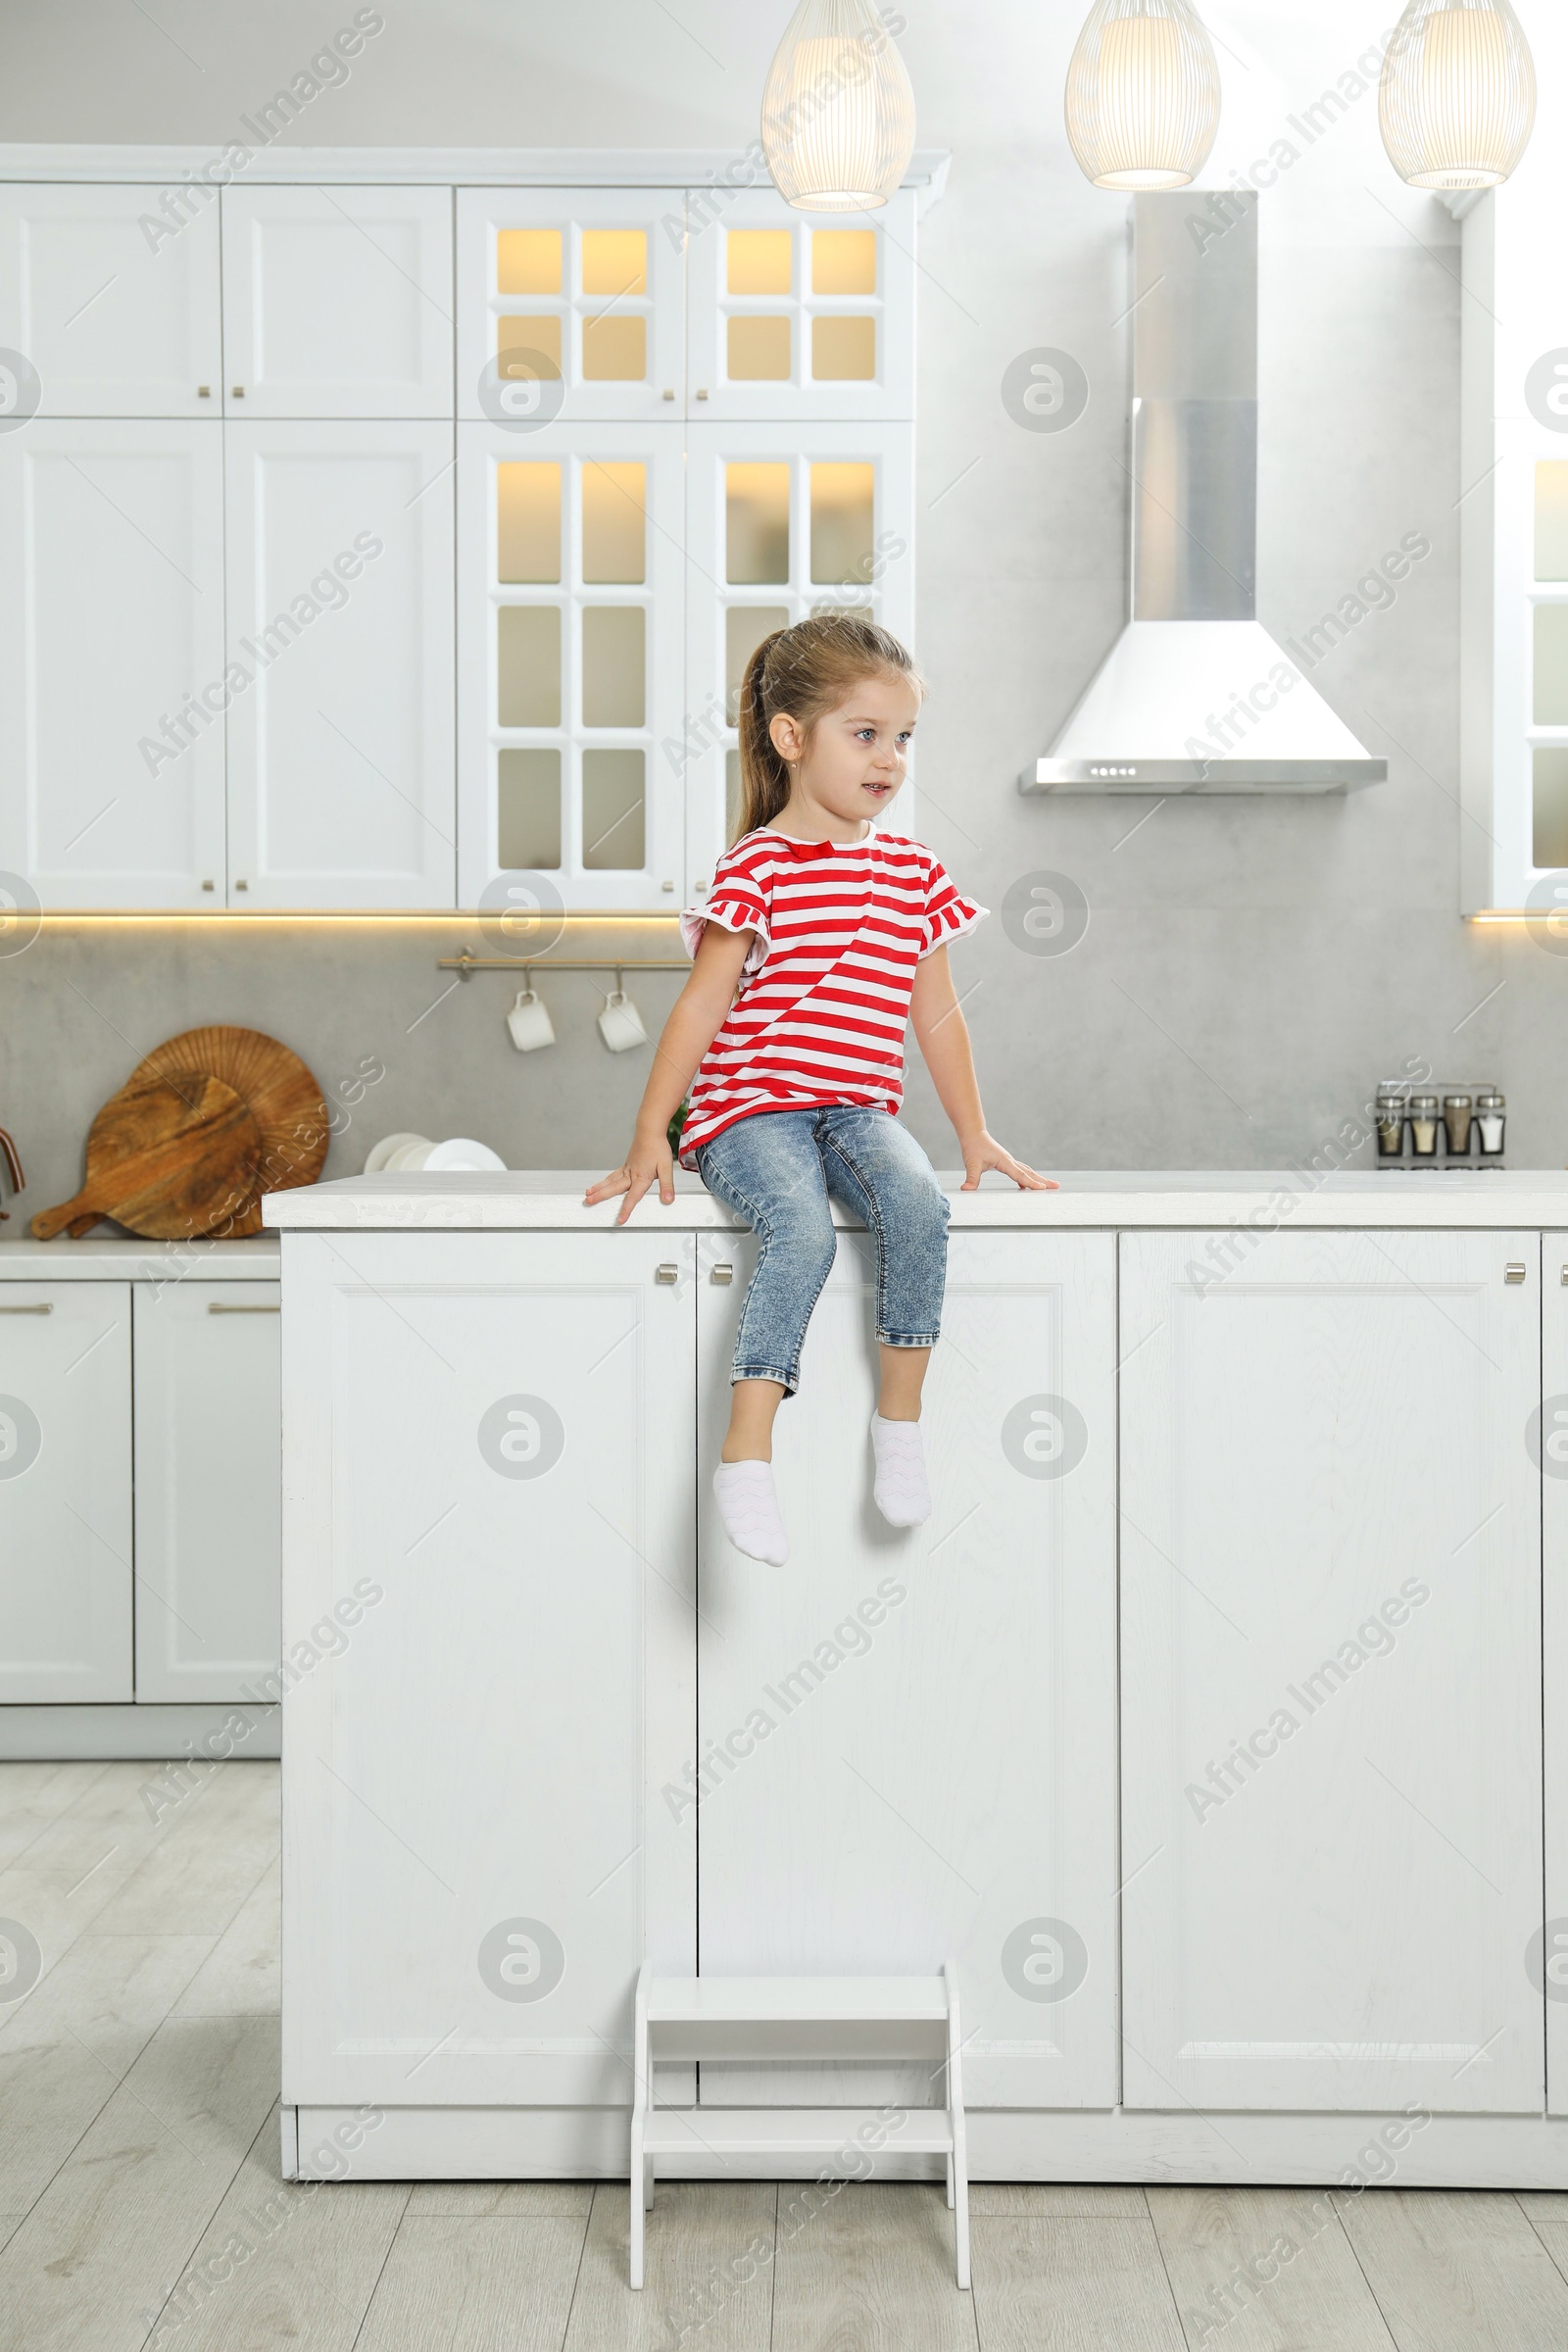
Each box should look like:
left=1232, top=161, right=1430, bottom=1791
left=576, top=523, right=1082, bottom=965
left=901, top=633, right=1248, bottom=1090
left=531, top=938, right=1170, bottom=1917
left=676, top=827, right=986, bottom=1165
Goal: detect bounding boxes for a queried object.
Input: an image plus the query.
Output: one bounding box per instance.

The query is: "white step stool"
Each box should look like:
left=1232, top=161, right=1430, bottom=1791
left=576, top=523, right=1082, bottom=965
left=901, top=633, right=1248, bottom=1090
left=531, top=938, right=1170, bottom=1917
left=628, top=1960, right=969, bottom=2292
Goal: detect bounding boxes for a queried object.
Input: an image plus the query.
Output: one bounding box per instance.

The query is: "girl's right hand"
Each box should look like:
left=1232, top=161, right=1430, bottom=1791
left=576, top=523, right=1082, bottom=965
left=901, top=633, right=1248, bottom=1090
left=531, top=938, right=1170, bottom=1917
left=583, top=1129, right=675, bottom=1223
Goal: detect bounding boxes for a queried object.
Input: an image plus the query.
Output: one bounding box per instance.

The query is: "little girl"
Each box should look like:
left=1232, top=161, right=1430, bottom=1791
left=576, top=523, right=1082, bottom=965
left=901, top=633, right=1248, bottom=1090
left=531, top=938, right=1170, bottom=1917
left=586, top=612, right=1052, bottom=1563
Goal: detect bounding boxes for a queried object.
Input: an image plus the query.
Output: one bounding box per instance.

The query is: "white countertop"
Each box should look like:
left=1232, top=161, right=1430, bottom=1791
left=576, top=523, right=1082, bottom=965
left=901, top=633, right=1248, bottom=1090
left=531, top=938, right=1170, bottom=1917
left=260, top=1168, right=1568, bottom=1232
left=0, top=1235, right=281, bottom=1277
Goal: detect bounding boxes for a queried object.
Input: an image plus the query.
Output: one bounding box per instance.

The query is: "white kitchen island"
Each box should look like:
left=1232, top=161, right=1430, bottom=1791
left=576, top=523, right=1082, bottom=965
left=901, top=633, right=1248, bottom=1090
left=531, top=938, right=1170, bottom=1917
left=264, top=1169, right=1568, bottom=2187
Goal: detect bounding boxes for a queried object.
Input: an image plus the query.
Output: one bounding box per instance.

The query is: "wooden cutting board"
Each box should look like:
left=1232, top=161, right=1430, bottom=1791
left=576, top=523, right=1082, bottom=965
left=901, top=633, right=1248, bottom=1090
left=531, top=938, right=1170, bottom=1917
left=34, top=1024, right=329, bottom=1242
left=31, top=1071, right=263, bottom=1242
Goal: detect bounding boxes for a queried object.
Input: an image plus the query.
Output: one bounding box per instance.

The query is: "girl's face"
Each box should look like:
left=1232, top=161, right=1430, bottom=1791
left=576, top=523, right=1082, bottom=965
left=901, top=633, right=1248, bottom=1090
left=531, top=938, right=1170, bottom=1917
left=769, top=670, right=920, bottom=834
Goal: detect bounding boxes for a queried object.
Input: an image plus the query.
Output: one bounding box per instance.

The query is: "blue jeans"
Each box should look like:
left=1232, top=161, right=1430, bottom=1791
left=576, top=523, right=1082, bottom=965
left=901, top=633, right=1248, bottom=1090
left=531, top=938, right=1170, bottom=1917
left=696, top=1106, right=950, bottom=1397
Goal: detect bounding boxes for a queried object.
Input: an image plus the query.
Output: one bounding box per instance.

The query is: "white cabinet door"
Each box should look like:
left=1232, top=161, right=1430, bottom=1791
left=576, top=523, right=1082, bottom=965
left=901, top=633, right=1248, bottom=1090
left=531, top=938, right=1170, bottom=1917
left=221, top=186, right=453, bottom=417
left=457, top=188, right=685, bottom=425
left=0, top=183, right=221, bottom=416
left=1543, top=1233, right=1568, bottom=2111
left=686, top=187, right=914, bottom=423
left=683, top=419, right=913, bottom=900
left=224, top=420, right=456, bottom=907
left=0, top=420, right=227, bottom=908
left=1120, top=1229, right=1544, bottom=2115
left=0, top=1284, right=132, bottom=1701
left=694, top=1227, right=1119, bottom=2110
left=457, top=418, right=686, bottom=909
left=132, top=1281, right=281, bottom=1703
left=279, top=1230, right=696, bottom=2109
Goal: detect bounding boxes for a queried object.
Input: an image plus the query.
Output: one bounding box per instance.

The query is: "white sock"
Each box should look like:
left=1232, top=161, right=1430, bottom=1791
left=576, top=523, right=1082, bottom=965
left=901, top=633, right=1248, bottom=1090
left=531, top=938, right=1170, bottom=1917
left=713, top=1460, right=789, bottom=1565
left=870, top=1413, right=931, bottom=1529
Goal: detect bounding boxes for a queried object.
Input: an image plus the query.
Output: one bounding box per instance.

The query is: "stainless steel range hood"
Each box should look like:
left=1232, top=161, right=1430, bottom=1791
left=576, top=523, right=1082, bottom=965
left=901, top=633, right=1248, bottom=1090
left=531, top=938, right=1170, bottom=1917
left=1024, top=193, right=1385, bottom=796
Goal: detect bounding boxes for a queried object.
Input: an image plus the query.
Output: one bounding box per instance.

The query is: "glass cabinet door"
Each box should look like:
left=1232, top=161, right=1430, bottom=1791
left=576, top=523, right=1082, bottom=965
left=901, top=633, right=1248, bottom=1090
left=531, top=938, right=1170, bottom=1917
left=683, top=421, right=913, bottom=895
left=457, top=189, right=686, bottom=425
left=458, top=418, right=685, bottom=910
left=685, top=187, right=914, bottom=423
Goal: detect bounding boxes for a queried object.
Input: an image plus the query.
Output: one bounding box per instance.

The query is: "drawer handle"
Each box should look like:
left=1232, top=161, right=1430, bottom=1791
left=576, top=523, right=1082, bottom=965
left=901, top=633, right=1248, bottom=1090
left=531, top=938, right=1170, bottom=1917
left=655, top=1263, right=679, bottom=1286
left=208, top=1302, right=280, bottom=1313
left=0, top=1301, right=51, bottom=1313
left=1505, top=1262, right=1527, bottom=1284
left=710, top=1262, right=734, bottom=1285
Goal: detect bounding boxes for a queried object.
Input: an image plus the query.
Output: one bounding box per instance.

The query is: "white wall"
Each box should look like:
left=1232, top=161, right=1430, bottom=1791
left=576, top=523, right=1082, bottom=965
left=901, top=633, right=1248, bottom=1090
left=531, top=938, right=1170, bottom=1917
left=2, top=0, right=1566, bottom=1197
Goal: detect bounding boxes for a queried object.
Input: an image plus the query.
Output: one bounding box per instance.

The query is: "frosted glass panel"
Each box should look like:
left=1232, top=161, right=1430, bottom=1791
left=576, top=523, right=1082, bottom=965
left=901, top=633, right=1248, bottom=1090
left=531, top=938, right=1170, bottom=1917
left=812, top=229, right=877, bottom=293
left=810, top=462, right=874, bottom=584
left=727, top=464, right=790, bottom=584
left=582, top=314, right=646, bottom=381
left=581, top=463, right=646, bottom=582
left=726, top=604, right=789, bottom=722
left=1535, top=605, right=1568, bottom=724
left=811, top=317, right=876, bottom=380
left=498, top=748, right=561, bottom=868
left=726, top=748, right=742, bottom=842
left=497, top=316, right=562, bottom=377
left=728, top=316, right=791, bottom=380
left=1534, top=748, right=1568, bottom=866
left=728, top=230, right=793, bottom=294
left=581, top=230, right=647, bottom=297
left=498, top=605, right=561, bottom=727
left=582, top=606, right=646, bottom=726
left=1537, top=463, right=1568, bottom=581
left=498, top=464, right=561, bottom=583
left=497, top=229, right=562, bottom=294
left=582, top=749, right=645, bottom=868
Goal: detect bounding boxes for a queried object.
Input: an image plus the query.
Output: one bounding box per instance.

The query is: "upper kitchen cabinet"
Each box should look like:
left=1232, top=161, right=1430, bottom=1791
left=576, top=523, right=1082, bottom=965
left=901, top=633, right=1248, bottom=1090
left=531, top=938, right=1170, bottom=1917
left=1120, top=1229, right=1544, bottom=2118
left=0, top=183, right=221, bottom=416
left=457, top=417, right=684, bottom=910
left=0, top=419, right=227, bottom=907
left=684, top=420, right=913, bottom=891
left=456, top=189, right=685, bottom=424
left=1458, top=178, right=1568, bottom=913
left=220, top=186, right=454, bottom=417
left=686, top=188, right=914, bottom=422
left=224, top=421, right=456, bottom=908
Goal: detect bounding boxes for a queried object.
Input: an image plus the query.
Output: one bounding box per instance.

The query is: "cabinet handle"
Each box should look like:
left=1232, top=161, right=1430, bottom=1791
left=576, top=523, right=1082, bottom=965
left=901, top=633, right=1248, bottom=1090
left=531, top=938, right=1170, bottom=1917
left=208, top=1302, right=280, bottom=1313
left=655, top=1263, right=679, bottom=1285
left=231, top=385, right=245, bottom=397
left=1505, top=1262, right=1527, bottom=1284
left=710, top=1262, right=734, bottom=1285
left=695, top=388, right=710, bottom=400
left=197, top=385, right=211, bottom=398
left=1560, top=1266, right=1568, bottom=1285
left=0, top=1301, right=51, bottom=1313
left=662, top=387, right=675, bottom=400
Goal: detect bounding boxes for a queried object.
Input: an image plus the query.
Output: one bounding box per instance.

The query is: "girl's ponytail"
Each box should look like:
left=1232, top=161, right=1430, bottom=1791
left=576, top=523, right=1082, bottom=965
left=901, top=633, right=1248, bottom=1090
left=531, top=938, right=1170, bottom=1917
left=731, top=611, right=922, bottom=845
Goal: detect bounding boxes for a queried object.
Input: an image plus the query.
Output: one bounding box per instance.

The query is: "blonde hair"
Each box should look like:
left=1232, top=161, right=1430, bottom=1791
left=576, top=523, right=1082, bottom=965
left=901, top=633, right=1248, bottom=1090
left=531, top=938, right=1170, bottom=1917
left=733, top=612, right=922, bottom=842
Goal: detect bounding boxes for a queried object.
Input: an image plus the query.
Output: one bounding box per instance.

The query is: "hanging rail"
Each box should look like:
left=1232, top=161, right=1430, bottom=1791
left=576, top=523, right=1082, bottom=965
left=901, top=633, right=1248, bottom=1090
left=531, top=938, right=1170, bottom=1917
left=438, top=949, right=689, bottom=978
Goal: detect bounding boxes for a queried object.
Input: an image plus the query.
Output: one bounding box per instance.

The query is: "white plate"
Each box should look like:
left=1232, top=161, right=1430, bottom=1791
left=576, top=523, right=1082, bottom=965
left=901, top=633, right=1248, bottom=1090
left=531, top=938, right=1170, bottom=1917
left=422, top=1137, right=508, bottom=1173
left=385, top=1139, right=435, bottom=1172
left=365, top=1131, right=428, bottom=1174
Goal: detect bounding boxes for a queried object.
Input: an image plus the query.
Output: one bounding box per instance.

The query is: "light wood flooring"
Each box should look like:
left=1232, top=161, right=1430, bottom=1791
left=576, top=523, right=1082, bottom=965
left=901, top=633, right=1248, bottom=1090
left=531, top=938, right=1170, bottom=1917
left=4, top=1758, right=1568, bottom=2349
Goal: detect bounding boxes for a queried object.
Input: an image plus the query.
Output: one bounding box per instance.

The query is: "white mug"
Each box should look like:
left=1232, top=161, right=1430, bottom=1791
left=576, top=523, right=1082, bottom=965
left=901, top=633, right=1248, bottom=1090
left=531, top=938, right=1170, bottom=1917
left=598, top=988, right=647, bottom=1054
left=506, top=987, right=555, bottom=1053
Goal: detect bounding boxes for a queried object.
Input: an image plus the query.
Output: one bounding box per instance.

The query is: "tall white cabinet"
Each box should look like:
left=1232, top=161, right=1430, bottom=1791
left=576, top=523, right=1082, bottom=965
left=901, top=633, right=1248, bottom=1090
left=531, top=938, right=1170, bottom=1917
left=694, top=1228, right=1118, bottom=2112
left=1119, top=1228, right=1544, bottom=2116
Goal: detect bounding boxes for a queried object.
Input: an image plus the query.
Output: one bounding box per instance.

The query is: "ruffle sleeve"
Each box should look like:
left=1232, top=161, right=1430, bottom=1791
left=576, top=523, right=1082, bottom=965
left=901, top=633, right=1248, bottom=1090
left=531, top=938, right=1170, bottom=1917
left=920, top=858, right=988, bottom=957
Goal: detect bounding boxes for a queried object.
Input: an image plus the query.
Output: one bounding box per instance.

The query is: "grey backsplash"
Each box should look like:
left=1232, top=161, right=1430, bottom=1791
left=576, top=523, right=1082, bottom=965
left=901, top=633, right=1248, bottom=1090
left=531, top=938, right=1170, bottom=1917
left=2, top=10, right=1564, bottom=1210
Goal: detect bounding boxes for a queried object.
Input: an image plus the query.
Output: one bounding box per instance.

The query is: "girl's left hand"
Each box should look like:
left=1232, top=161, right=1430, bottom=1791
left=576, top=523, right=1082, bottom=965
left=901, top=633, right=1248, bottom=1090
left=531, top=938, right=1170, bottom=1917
left=959, top=1133, right=1058, bottom=1192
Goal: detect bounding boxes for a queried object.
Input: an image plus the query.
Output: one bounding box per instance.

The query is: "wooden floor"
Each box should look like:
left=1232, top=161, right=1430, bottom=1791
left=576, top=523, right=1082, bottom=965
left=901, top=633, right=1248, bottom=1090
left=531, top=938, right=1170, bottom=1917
left=4, top=1760, right=1568, bottom=2351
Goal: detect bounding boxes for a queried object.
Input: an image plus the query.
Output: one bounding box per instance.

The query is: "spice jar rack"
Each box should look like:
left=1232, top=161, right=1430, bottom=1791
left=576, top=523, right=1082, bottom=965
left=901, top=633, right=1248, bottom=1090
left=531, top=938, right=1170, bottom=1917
left=1374, top=1079, right=1505, bottom=1168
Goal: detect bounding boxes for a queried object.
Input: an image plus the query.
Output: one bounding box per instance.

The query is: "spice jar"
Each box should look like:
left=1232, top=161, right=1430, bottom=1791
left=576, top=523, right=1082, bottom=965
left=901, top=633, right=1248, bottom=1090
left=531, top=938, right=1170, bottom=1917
left=1443, top=1093, right=1473, bottom=1157
left=1375, top=1090, right=1406, bottom=1159
left=1408, top=1093, right=1440, bottom=1157
left=1476, top=1089, right=1506, bottom=1158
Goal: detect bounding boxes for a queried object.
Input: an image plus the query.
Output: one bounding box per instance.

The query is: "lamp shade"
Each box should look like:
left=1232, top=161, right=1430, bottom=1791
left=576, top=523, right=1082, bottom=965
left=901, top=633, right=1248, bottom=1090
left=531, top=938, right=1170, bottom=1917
left=1064, top=0, right=1221, bottom=191
left=1379, top=0, right=1536, bottom=189
left=760, top=0, right=916, bottom=212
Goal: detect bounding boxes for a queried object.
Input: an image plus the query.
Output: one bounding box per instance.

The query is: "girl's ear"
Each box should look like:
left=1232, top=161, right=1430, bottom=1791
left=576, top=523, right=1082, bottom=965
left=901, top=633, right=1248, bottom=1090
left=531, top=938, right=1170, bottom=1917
left=769, top=710, right=805, bottom=765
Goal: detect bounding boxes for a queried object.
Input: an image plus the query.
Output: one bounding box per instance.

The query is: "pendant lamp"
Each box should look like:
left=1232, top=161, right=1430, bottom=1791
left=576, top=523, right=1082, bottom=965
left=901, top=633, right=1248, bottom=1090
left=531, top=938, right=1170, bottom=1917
left=1064, top=0, right=1221, bottom=191
left=760, top=0, right=916, bottom=212
left=1379, top=0, right=1536, bottom=190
